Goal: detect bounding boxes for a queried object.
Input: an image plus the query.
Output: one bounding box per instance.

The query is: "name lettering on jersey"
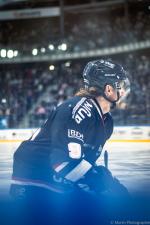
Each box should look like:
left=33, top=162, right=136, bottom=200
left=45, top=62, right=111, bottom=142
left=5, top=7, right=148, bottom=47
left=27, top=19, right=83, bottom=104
left=68, top=129, right=84, bottom=142
left=72, top=100, right=93, bottom=124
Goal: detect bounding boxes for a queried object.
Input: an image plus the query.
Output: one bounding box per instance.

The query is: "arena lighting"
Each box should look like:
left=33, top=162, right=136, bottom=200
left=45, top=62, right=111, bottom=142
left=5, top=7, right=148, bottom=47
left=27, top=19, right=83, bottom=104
left=57, top=43, right=67, bottom=51
left=13, top=50, right=18, bottom=57
left=61, top=43, right=67, bottom=51
left=41, top=48, right=46, bottom=53
left=65, top=61, right=71, bottom=67
left=48, top=44, right=54, bottom=50
left=32, top=48, right=38, bottom=56
left=0, top=49, right=6, bottom=58
left=49, top=65, right=55, bottom=71
left=58, top=45, right=62, bottom=50
left=1, top=98, right=7, bottom=104
left=7, top=50, right=14, bottom=58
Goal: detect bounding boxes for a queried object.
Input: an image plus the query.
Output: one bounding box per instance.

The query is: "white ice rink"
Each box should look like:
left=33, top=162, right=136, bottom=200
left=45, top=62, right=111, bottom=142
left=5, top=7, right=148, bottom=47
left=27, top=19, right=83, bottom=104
left=0, top=141, right=150, bottom=198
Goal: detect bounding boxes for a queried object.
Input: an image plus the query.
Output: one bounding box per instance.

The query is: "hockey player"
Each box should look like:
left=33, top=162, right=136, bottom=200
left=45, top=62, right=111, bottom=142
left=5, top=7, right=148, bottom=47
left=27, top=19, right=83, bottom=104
left=10, top=59, right=130, bottom=202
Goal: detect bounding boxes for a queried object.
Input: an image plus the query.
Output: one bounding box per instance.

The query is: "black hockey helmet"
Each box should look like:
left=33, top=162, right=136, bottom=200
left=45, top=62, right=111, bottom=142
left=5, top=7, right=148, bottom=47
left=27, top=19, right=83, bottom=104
left=83, top=59, right=130, bottom=103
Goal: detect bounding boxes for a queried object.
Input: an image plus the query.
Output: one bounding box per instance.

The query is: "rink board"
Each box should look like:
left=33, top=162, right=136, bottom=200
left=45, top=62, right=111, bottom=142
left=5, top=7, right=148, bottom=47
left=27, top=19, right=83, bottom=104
left=0, top=126, right=149, bottom=143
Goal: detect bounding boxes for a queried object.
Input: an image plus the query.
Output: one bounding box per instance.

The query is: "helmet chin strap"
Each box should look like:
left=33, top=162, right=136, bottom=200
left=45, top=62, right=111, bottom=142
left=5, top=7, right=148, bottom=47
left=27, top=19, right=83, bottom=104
left=103, top=91, right=120, bottom=109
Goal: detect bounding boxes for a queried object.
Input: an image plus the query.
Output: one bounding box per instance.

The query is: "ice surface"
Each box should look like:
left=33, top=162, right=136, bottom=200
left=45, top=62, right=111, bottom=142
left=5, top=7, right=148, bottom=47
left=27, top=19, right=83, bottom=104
left=0, top=141, right=150, bottom=197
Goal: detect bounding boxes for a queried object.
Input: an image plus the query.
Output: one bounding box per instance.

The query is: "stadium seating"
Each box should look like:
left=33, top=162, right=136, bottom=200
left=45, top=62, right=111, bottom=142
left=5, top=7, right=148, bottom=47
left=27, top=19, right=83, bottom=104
left=0, top=2, right=149, bottom=128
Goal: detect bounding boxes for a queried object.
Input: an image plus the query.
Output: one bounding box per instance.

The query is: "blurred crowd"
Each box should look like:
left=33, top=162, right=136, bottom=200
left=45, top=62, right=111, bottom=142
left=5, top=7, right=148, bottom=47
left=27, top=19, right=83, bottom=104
left=0, top=52, right=149, bottom=128
left=0, top=65, right=57, bottom=128
left=67, top=10, right=150, bottom=52
left=0, top=4, right=150, bottom=128
left=29, top=53, right=150, bottom=127
left=0, top=9, right=150, bottom=56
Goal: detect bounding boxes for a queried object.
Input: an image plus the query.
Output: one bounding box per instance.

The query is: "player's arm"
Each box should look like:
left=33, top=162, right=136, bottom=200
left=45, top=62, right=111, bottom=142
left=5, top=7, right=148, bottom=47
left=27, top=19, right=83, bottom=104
left=53, top=105, right=100, bottom=184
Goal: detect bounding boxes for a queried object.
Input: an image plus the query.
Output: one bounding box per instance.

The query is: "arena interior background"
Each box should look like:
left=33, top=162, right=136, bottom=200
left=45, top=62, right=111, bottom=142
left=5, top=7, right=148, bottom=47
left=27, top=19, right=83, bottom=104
left=0, top=0, right=150, bottom=208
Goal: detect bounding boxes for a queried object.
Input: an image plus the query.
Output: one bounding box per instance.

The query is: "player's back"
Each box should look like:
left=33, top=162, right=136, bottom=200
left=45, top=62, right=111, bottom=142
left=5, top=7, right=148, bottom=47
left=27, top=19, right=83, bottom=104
left=12, top=96, right=96, bottom=181
left=12, top=95, right=111, bottom=183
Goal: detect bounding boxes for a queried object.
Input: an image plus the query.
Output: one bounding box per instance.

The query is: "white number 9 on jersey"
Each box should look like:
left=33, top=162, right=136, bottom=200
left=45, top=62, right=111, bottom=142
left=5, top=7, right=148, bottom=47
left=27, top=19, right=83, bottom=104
left=68, top=142, right=82, bottom=159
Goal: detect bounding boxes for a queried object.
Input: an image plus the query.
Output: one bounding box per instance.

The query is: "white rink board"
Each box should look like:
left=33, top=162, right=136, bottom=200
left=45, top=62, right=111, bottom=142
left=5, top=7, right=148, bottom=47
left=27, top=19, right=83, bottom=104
left=0, top=126, right=149, bottom=141
left=112, top=126, right=150, bottom=140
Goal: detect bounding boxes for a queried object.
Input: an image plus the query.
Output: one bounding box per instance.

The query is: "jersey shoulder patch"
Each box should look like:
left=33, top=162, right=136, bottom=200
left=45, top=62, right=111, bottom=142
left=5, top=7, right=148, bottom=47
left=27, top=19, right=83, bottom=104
left=72, top=98, right=94, bottom=124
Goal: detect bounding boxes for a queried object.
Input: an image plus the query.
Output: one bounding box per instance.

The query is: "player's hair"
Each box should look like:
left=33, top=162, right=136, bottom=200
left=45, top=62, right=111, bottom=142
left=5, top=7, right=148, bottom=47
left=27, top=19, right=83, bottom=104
left=75, top=87, right=103, bottom=98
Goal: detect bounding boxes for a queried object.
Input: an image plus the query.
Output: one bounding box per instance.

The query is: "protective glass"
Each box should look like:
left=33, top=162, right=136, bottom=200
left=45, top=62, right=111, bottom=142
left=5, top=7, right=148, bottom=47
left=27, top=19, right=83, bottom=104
left=116, top=78, right=131, bottom=103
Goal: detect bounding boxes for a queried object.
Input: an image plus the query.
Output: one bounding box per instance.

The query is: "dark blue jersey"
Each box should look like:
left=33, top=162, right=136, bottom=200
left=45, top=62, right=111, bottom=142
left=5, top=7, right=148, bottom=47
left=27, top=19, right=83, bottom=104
left=12, top=96, right=113, bottom=190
